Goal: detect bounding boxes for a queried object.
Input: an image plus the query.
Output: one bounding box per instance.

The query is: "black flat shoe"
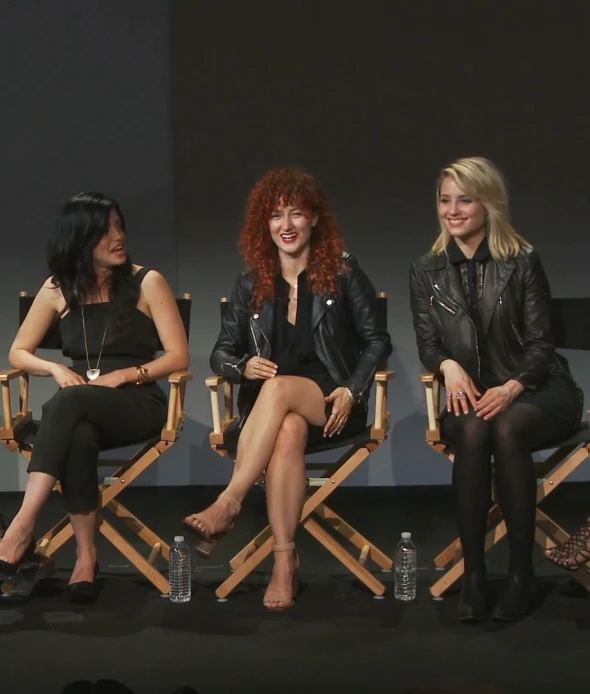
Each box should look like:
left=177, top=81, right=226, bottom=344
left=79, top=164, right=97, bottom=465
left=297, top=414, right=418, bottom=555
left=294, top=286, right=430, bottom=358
left=1, top=553, right=57, bottom=601
left=457, top=571, right=489, bottom=622
left=491, top=572, right=536, bottom=622
left=66, top=562, right=99, bottom=605
left=0, top=536, right=37, bottom=580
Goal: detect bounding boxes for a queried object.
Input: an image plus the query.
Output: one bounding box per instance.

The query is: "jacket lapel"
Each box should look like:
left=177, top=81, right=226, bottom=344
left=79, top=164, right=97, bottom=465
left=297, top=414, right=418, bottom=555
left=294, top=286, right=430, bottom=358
left=312, top=293, right=334, bottom=332
left=251, top=301, right=274, bottom=358
left=480, top=261, right=514, bottom=335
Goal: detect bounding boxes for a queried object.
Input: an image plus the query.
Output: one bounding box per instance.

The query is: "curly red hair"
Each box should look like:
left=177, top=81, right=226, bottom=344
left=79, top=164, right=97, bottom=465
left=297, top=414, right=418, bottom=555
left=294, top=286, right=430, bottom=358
left=239, top=168, right=347, bottom=308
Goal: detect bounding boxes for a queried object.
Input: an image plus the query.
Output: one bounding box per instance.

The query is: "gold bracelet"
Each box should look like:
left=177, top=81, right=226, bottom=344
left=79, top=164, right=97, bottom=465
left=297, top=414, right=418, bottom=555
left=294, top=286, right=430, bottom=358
left=135, top=366, right=148, bottom=386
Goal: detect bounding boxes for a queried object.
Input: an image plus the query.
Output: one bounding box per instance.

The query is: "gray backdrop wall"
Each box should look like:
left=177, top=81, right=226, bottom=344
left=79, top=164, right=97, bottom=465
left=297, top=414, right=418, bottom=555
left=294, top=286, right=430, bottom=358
left=0, top=0, right=175, bottom=490
left=1, top=0, right=589, bottom=492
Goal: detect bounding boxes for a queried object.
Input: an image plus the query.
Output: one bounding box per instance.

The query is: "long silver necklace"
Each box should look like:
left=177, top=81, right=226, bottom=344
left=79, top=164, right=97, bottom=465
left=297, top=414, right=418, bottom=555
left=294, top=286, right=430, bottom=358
left=81, top=305, right=109, bottom=381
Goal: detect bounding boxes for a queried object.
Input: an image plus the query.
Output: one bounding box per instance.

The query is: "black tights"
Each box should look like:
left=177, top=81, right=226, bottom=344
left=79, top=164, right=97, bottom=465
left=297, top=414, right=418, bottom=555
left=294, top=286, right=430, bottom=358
left=442, top=403, right=576, bottom=576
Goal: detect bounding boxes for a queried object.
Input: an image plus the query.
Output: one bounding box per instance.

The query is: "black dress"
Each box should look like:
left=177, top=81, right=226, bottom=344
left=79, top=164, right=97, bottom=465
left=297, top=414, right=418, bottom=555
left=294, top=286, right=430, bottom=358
left=271, top=272, right=367, bottom=449
left=27, top=268, right=168, bottom=514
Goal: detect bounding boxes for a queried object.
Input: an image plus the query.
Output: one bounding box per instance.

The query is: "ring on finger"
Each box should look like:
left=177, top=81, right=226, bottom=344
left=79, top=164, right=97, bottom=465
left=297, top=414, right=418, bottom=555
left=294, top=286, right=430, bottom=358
left=456, top=391, right=464, bottom=398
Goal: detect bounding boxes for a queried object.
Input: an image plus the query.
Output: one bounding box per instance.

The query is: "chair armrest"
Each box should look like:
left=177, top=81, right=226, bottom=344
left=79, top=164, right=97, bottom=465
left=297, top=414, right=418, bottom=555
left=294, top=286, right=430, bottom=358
left=421, top=372, right=442, bottom=441
left=162, top=370, right=193, bottom=441
left=371, top=370, right=396, bottom=440
left=0, top=369, right=24, bottom=382
left=168, top=370, right=193, bottom=385
left=205, top=374, right=236, bottom=436
left=375, top=370, right=396, bottom=382
left=0, top=369, right=31, bottom=438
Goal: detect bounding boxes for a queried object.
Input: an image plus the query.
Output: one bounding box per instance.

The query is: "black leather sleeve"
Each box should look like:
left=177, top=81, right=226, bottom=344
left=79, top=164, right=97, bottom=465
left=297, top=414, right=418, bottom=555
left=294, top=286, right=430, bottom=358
left=209, top=274, right=251, bottom=383
left=341, top=258, right=393, bottom=400
left=507, top=251, right=555, bottom=390
left=409, top=262, right=451, bottom=373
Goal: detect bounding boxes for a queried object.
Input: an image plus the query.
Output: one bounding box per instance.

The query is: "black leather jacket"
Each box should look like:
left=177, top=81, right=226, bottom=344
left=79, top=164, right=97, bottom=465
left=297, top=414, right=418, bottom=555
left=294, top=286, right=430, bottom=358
left=409, top=246, right=571, bottom=391
left=210, top=254, right=392, bottom=415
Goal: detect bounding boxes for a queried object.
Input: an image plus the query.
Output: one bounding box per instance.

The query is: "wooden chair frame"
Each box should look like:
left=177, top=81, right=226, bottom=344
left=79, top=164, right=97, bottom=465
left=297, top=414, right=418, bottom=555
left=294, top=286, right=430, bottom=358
left=421, top=372, right=590, bottom=598
left=0, top=293, right=193, bottom=595
left=205, top=295, right=395, bottom=600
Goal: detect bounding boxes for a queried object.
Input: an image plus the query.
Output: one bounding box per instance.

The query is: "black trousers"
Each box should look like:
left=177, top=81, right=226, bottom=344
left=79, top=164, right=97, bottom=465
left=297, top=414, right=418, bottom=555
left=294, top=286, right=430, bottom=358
left=441, top=376, right=582, bottom=575
left=27, top=384, right=167, bottom=514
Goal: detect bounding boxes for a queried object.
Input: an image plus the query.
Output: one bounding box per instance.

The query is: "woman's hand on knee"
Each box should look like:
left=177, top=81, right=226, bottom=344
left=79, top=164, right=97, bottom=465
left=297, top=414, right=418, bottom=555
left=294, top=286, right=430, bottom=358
left=324, top=387, right=353, bottom=437
left=441, top=360, right=480, bottom=416
left=50, top=363, right=87, bottom=388
left=475, top=380, right=524, bottom=421
left=243, top=356, right=278, bottom=380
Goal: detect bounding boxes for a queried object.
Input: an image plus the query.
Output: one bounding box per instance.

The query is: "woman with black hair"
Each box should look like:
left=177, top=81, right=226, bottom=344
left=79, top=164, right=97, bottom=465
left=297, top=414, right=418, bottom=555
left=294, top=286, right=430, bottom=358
left=0, top=193, right=188, bottom=603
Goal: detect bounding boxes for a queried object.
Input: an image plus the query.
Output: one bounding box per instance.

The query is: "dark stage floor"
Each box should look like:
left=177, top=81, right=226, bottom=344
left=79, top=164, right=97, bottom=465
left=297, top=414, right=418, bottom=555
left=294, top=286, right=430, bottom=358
left=1, top=483, right=589, bottom=694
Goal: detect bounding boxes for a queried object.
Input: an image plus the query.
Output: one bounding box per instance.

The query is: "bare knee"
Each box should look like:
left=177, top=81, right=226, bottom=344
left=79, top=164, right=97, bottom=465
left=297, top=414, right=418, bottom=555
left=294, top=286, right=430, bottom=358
left=259, top=376, right=290, bottom=402
left=275, top=413, right=308, bottom=452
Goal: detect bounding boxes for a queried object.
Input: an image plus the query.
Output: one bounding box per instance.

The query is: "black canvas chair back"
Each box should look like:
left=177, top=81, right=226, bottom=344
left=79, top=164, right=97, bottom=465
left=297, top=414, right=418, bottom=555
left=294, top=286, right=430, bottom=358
left=19, top=294, right=192, bottom=351
left=551, top=297, right=590, bottom=352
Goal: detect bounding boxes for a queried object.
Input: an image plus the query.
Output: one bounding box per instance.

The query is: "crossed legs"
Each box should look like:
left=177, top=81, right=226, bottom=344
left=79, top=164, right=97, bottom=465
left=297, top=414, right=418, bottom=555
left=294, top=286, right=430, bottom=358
left=0, top=385, right=165, bottom=587
left=184, top=375, right=327, bottom=607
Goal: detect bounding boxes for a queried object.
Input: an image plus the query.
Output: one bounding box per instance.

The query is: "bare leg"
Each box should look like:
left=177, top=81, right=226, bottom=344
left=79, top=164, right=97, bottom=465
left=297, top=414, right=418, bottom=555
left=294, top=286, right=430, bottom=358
left=184, top=376, right=326, bottom=537
left=68, top=511, right=98, bottom=584
left=263, top=413, right=307, bottom=609
left=0, top=471, right=56, bottom=564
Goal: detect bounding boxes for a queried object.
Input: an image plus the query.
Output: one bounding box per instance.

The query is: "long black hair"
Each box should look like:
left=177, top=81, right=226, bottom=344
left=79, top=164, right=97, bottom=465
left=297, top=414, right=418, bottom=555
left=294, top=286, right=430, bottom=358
left=47, top=192, right=138, bottom=341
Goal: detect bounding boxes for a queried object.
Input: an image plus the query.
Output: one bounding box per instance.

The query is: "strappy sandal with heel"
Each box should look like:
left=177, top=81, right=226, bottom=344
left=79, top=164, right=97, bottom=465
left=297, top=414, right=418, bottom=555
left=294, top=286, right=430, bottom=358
left=263, top=542, right=299, bottom=612
left=545, top=516, right=590, bottom=571
left=182, top=491, right=241, bottom=558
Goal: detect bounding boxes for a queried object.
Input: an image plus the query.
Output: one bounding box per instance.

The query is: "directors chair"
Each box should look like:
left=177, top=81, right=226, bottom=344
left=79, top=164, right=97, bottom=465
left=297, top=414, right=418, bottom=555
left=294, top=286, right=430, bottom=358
left=421, top=297, right=590, bottom=598
left=205, top=292, right=395, bottom=600
left=0, top=290, right=193, bottom=595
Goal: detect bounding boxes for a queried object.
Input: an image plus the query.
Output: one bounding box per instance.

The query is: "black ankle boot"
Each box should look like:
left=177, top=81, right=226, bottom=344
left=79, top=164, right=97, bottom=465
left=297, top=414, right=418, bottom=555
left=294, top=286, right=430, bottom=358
left=457, top=571, right=489, bottom=622
left=491, top=571, right=535, bottom=622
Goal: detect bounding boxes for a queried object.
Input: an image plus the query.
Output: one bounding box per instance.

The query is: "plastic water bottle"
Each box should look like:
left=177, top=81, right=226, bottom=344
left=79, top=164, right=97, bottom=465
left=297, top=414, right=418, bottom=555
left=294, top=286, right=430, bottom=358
left=394, top=532, right=417, bottom=601
left=169, top=535, right=191, bottom=603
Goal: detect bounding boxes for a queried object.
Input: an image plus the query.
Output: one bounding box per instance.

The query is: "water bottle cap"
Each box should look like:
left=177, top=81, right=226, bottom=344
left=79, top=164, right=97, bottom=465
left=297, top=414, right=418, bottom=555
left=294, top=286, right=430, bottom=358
left=174, top=535, right=184, bottom=543
left=401, top=532, right=411, bottom=539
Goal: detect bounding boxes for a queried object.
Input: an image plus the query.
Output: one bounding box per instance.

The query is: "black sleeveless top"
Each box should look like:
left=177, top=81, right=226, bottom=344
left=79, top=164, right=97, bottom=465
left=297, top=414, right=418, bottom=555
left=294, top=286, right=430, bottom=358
left=59, top=267, right=161, bottom=380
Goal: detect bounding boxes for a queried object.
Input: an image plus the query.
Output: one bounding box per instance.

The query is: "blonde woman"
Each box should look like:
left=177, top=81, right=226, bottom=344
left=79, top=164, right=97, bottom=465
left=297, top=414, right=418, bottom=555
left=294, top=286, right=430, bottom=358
left=409, top=157, right=583, bottom=622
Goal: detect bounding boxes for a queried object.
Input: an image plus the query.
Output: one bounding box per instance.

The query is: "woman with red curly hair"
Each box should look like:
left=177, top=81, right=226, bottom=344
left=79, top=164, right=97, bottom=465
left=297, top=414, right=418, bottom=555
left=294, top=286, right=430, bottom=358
left=183, top=168, right=391, bottom=610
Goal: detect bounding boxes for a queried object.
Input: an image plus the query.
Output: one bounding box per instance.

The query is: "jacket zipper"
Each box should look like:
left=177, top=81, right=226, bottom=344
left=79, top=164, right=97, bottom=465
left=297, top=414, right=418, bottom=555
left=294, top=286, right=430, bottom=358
left=250, top=316, right=271, bottom=358
left=250, top=321, right=261, bottom=358
left=499, top=296, right=524, bottom=349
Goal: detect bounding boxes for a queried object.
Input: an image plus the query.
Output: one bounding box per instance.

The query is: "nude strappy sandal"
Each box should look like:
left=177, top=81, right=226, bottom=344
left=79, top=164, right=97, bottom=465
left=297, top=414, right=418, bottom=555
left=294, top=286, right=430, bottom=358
left=182, top=491, right=241, bottom=558
left=263, top=542, right=299, bottom=611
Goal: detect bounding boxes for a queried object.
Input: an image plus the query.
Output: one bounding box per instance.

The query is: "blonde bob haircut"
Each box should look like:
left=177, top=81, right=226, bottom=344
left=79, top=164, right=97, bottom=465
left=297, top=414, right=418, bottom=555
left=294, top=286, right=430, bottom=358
left=432, top=156, right=530, bottom=261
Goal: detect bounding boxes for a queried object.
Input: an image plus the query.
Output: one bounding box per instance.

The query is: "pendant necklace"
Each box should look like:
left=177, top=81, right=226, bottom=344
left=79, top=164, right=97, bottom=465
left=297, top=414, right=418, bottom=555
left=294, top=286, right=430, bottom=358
left=81, top=305, right=109, bottom=381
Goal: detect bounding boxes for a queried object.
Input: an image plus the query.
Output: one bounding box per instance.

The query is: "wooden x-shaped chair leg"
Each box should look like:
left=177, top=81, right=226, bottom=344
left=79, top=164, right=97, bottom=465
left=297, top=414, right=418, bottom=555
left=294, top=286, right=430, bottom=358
left=216, top=442, right=391, bottom=599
